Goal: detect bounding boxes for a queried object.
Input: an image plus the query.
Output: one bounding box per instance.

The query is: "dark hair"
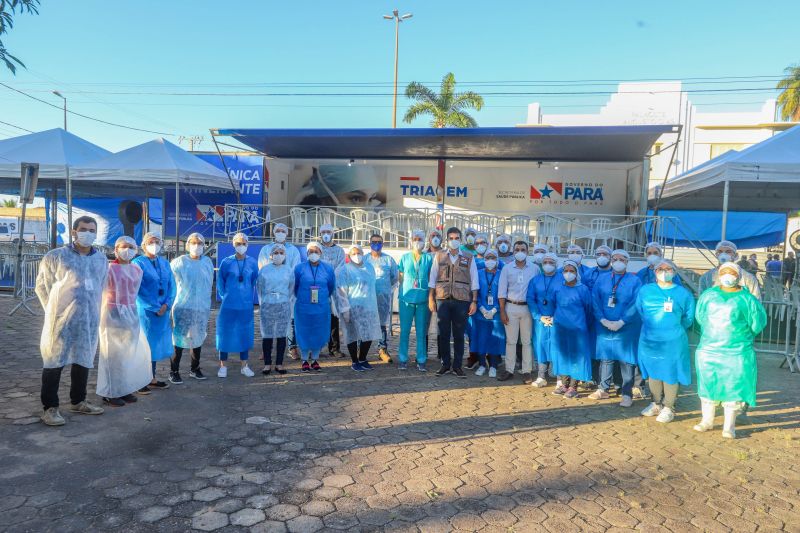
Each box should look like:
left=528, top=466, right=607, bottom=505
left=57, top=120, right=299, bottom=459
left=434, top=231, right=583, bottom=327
left=72, top=215, right=98, bottom=230
left=513, top=240, right=529, bottom=249
left=446, top=227, right=461, bottom=238
left=370, top=233, right=383, bottom=241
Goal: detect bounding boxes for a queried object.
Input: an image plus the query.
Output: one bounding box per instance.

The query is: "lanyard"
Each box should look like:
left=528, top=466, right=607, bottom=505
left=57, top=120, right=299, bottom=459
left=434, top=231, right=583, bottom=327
left=485, top=270, right=497, bottom=294
left=308, top=263, right=319, bottom=285
left=610, top=273, right=625, bottom=295
left=235, top=258, right=246, bottom=283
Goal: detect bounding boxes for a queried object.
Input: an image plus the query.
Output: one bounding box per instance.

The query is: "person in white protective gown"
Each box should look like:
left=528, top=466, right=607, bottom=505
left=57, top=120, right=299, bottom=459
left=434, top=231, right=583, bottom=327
left=319, top=223, right=346, bottom=357
left=335, top=244, right=383, bottom=372
left=169, top=232, right=214, bottom=383
left=35, top=215, right=108, bottom=426
left=257, top=243, right=295, bottom=375
left=97, top=236, right=152, bottom=406
left=365, top=233, right=398, bottom=363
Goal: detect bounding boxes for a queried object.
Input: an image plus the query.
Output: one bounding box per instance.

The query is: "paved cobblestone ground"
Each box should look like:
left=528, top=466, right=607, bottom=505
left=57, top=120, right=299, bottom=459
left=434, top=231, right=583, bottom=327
left=1, top=295, right=799, bottom=532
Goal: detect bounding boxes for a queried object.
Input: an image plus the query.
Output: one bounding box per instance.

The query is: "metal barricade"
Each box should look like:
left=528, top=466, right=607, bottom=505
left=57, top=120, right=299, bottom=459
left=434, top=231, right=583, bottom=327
left=8, top=252, right=44, bottom=316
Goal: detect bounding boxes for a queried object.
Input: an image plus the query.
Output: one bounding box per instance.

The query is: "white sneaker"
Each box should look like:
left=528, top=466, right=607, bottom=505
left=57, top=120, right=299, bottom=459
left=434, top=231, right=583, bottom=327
left=531, top=377, right=548, bottom=388
left=722, top=429, right=736, bottom=439
left=588, top=389, right=610, bottom=400
left=656, top=407, right=674, bottom=423
left=475, top=366, right=486, bottom=376
left=619, top=395, right=633, bottom=408
left=217, top=366, right=227, bottom=378
left=693, top=421, right=714, bottom=432
left=488, top=367, right=497, bottom=378
left=241, top=365, right=255, bottom=377
left=641, top=402, right=661, bottom=417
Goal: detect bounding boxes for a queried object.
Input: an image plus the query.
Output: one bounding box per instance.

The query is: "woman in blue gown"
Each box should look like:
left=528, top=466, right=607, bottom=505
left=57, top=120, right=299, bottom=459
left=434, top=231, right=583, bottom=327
left=551, top=260, right=593, bottom=399
left=294, top=241, right=336, bottom=372
left=473, top=249, right=505, bottom=377
left=526, top=252, right=560, bottom=387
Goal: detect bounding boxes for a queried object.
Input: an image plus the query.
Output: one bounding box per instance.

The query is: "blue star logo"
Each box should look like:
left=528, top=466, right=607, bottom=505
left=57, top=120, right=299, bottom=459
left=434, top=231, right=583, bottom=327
left=540, top=185, right=553, bottom=198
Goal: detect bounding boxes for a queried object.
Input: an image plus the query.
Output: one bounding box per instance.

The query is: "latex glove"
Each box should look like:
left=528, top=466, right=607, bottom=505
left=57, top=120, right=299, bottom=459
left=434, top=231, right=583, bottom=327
left=489, top=308, right=497, bottom=317
left=341, top=310, right=351, bottom=323
left=600, top=318, right=613, bottom=330
left=607, top=320, right=625, bottom=332
left=540, top=316, right=553, bottom=327
left=614, top=320, right=626, bottom=331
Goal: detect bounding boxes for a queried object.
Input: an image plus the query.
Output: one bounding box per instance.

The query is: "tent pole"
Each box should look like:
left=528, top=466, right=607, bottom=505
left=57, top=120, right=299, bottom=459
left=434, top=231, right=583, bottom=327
left=66, top=166, right=72, bottom=233
left=721, top=180, right=730, bottom=241
left=175, top=181, right=180, bottom=256
left=437, top=159, right=446, bottom=231
left=143, top=185, right=150, bottom=234
left=50, top=184, right=57, bottom=249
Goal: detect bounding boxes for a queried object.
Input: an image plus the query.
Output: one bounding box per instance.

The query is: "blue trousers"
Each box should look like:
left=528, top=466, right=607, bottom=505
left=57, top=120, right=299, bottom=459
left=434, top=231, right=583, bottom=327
left=599, top=360, right=635, bottom=397
left=398, top=300, right=429, bottom=364
left=478, top=354, right=501, bottom=368
left=219, top=351, right=249, bottom=362
left=436, top=299, right=470, bottom=369
left=379, top=326, right=389, bottom=349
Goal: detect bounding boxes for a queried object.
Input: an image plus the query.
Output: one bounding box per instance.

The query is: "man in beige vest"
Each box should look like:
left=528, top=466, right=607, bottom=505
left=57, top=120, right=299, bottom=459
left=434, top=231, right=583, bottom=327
left=428, top=227, right=479, bottom=378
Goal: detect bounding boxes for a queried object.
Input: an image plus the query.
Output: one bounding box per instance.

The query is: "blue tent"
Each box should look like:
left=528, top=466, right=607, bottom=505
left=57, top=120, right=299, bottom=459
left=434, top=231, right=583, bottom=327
left=648, top=210, right=786, bottom=249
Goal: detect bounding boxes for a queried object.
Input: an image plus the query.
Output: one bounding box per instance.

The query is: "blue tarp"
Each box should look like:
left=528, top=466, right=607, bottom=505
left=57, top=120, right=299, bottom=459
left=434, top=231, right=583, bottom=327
left=648, top=210, right=786, bottom=249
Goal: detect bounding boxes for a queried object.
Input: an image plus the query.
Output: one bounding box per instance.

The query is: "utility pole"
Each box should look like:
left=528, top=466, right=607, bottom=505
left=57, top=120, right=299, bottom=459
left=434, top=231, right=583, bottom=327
left=52, top=91, right=66, bottom=130
left=179, top=135, right=204, bottom=151
left=383, top=9, right=413, bottom=128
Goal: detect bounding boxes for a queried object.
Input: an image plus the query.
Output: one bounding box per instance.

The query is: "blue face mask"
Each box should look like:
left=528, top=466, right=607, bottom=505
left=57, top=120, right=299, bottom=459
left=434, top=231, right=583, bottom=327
left=370, top=242, right=383, bottom=252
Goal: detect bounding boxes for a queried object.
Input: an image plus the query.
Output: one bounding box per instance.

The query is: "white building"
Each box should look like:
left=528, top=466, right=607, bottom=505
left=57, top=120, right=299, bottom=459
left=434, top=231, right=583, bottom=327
left=522, top=81, right=796, bottom=187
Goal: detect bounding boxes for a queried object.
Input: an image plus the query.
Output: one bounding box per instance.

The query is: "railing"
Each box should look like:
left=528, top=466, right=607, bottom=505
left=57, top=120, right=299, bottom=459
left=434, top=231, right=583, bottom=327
left=2, top=252, right=44, bottom=315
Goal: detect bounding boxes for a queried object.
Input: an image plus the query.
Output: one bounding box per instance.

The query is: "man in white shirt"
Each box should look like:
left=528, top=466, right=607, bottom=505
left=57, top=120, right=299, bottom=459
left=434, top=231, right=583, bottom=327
left=428, top=227, right=479, bottom=378
left=497, top=241, right=541, bottom=383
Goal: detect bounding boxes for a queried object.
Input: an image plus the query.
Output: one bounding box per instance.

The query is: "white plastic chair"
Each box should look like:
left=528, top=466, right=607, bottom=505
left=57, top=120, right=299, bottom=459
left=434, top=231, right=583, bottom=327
left=289, top=207, right=312, bottom=242
left=587, top=217, right=612, bottom=252
left=536, top=215, right=562, bottom=253
left=508, top=215, right=531, bottom=241
left=350, top=208, right=376, bottom=244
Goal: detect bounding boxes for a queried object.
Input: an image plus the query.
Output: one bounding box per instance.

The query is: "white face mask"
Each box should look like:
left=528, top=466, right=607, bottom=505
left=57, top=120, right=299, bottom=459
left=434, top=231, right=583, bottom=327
left=117, top=247, right=136, bottom=261
left=514, top=251, right=527, bottom=262
left=568, top=253, right=582, bottom=263
left=533, top=252, right=545, bottom=263
left=272, top=254, right=285, bottom=265
left=719, top=273, right=738, bottom=287
left=188, top=243, right=204, bottom=257
left=612, top=260, right=626, bottom=273
left=466, top=235, right=476, bottom=245
left=75, top=231, right=96, bottom=247
left=321, top=233, right=332, bottom=243
left=476, top=244, right=488, bottom=255
left=656, top=270, right=674, bottom=283
left=234, top=244, right=248, bottom=255
left=543, top=263, right=556, bottom=274
left=308, top=252, right=321, bottom=263
left=484, top=259, right=498, bottom=271
left=717, top=252, right=732, bottom=264
left=430, top=236, right=441, bottom=248
left=647, top=254, right=661, bottom=266
left=498, top=243, right=510, bottom=254
left=350, top=254, right=363, bottom=265
left=596, top=255, right=610, bottom=267
left=412, top=240, right=425, bottom=251
left=274, top=232, right=287, bottom=243
left=563, top=271, right=577, bottom=283
left=145, top=243, right=161, bottom=256
left=448, top=239, right=461, bottom=250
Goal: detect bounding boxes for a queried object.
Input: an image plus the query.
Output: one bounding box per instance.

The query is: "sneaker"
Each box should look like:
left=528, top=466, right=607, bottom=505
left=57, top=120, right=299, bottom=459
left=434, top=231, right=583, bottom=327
left=588, top=389, right=610, bottom=400
left=564, top=387, right=579, bottom=399
left=619, top=395, right=633, bottom=408
left=137, top=386, right=152, bottom=395
left=189, top=369, right=207, bottom=380
left=488, top=367, right=497, bottom=378
left=531, top=377, right=548, bottom=388
left=288, top=347, right=299, bottom=360
left=417, top=363, right=427, bottom=373
left=311, top=361, right=322, bottom=372
left=656, top=407, right=675, bottom=423
left=693, top=421, right=713, bottom=432
left=301, top=361, right=311, bottom=373
left=241, top=366, right=255, bottom=377
left=169, top=372, right=183, bottom=384
left=552, top=385, right=566, bottom=395
left=217, top=366, right=228, bottom=378
left=103, top=397, right=126, bottom=407
left=522, top=373, right=533, bottom=385
left=497, top=370, right=514, bottom=382
left=359, top=361, right=372, bottom=370
left=378, top=347, right=393, bottom=364
left=351, top=362, right=365, bottom=372
left=722, top=429, right=736, bottom=439
left=453, top=367, right=466, bottom=379
left=641, top=402, right=661, bottom=417
left=68, top=401, right=104, bottom=415
left=121, top=394, right=137, bottom=403
left=398, top=362, right=408, bottom=370
left=41, top=407, right=65, bottom=426
left=150, top=380, right=170, bottom=390
left=475, top=366, right=486, bottom=376
left=434, top=366, right=451, bottom=377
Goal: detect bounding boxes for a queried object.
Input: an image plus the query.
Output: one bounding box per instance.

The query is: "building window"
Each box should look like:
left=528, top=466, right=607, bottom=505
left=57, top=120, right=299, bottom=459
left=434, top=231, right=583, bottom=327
left=650, top=142, right=664, bottom=156
left=710, top=143, right=747, bottom=159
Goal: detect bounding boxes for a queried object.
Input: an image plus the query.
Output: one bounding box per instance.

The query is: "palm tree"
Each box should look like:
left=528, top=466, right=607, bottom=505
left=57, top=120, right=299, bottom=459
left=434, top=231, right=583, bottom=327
left=403, top=72, right=484, bottom=128
left=0, top=0, right=40, bottom=73
left=777, top=64, right=800, bottom=121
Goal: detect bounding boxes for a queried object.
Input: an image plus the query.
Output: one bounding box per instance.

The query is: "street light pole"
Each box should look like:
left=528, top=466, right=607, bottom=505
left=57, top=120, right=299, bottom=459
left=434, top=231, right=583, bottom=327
left=52, top=91, right=67, bottom=131
left=383, top=9, right=412, bottom=128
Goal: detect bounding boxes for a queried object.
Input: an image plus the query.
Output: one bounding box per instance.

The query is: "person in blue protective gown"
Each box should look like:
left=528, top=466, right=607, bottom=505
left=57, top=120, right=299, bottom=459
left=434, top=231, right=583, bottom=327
left=584, top=245, right=613, bottom=290
left=215, top=232, right=259, bottom=379
left=530, top=243, right=548, bottom=269
left=550, top=260, right=593, bottom=399
left=588, top=249, right=642, bottom=407
left=294, top=241, right=337, bottom=372
left=636, top=259, right=695, bottom=423
left=527, top=252, right=560, bottom=388
left=562, top=244, right=594, bottom=286
left=257, top=244, right=295, bottom=376
left=169, top=232, right=214, bottom=383
left=637, top=242, right=684, bottom=287
left=319, top=223, right=346, bottom=357
left=473, top=233, right=490, bottom=269
left=472, top=249, right=506, bottom=377
left=365, top=233, right=398, bottom=363
left=397, top=230, right=433, bottom=371
left=133, top=231, right=176, bottom=392
left=468, top=235, right=504, bottom=369
left=693, top=262, right=766, bottom=439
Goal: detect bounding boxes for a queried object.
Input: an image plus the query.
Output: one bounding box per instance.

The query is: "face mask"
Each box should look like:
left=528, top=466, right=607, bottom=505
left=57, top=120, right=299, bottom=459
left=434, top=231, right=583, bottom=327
left=272, top=254, right=285, bottom=265
left=321, top=233, right=332, bottom=243
left=514, top=251, right=527, bottom=262
left=448, top=239, right=461, bottom=250
left=466, top=235, right=476, bottom=245
left=656, top=270, right=674, bottom=283
left=563, top=272, right=577, bottom=283
left=235, top=245, right=248, bottom=255
left=719, top=273, right=738, bottom=287
left=568, top=253, right=582, bottom=263
left=188, top=243, right=204, bottom=257
left=647, top=254, right=661, bottom=266
left=596, top=255, right=610, bottom=267
left=308, top=252, right=321, bottom=263
left=75, top=231, right=96, bottom=247
left=412, top=240, right=425, bottom=251
left=117, top=248, right=136, bottom=261
left=612, top=260, right=626, bottom=273
left=370, top=242, right=383, bottom=253
left=533, top=252, right=545, bottom=264
left=350, top=254, right=363, bottom=265
left=145, top=243, right=161, bottom=256
left=275, top=232, right=287, bottom=243
left=430, top=236, right=441, bottom=247
left=717, top=253, right=732, bottom=264
left=543, top=263, right=556, bottom=274
left=476, top=244, right=488, bottom=255
left=484, top=259, right=498, bottom=271
left=498, top=243, right=510, bottom=254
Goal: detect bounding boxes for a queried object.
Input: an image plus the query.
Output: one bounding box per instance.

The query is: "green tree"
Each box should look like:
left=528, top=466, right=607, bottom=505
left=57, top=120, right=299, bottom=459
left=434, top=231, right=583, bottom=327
left=777, top=64, right=800, bottom=121
left=0, top=0, right=40, bottom=74
left=403, top=72, right=484, bottom=128
left=2, top=198, right=18, bottom=207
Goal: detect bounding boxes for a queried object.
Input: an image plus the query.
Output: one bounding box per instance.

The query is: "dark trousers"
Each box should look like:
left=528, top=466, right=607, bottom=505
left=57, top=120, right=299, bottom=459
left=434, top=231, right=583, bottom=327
left=437, top=299, right=470, bottom=370
left=171, top=346, right=201, bottom=372
left=347, top=340, right=372, bottom=363
left=263, top=337, right=287, bottom=366
left=288, top=319, right=297, bottom=349
left=41, top=364, right=89, bottom=409
left=328, top=314, right=340, bottom=353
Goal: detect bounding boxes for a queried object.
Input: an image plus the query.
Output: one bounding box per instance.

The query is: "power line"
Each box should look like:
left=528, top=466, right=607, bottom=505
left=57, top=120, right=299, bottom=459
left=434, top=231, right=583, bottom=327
left=0, top=119, right=34, bottom=133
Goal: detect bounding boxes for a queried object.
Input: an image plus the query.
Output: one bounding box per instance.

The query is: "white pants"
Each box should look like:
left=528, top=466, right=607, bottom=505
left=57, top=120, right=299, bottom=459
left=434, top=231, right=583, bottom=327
left=504, top=303, right=532, bottom=373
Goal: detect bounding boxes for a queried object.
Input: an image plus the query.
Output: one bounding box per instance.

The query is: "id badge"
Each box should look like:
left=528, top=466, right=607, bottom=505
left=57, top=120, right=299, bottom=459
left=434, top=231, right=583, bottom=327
left=607, top=296, right=616, bottom=308
left=85, top=278, right=95, bottom=291
left=517, top=274, right=524, bottom=284
left=310, top=285, right=319, bottom=304
left=487, top=295, right=494, bottom=306
left=663, top=300, right=673, bottom=313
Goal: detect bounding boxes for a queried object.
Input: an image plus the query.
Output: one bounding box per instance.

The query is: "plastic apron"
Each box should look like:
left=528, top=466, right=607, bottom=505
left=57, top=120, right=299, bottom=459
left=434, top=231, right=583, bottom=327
left=257, top=263, right=294, bottom=339
left=335, top=263, right=382, bottom=345
left=366, top=253, right=398, bottom=330
left=170, top=255, right=214, bottom=349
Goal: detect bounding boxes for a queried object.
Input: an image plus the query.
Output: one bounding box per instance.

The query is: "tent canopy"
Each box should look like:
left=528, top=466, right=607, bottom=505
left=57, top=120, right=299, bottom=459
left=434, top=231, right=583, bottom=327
left=648, top=210, right=786, bottom=249
left=0, top=128, right=111, bottom=179
left=72, top=138, right=238, bottom=191
left=213, top=125, right=678, bottom=162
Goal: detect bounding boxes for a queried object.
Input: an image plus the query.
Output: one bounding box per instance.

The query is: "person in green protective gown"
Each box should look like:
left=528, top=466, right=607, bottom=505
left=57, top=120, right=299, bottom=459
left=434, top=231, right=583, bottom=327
left=693, top=262, right=766, bottom=439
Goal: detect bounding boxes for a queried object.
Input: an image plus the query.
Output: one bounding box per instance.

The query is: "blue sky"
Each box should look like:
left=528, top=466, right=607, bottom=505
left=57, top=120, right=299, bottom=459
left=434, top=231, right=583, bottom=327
left=0, top=0, right=797, bottom=151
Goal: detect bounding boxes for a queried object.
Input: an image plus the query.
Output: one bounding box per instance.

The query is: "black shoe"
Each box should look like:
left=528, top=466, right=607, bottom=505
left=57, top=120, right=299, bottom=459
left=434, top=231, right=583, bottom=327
left=522, top=372, right=533, bottom=385
left=121, top=394, right=138, bottom=403
left=497, top=371, right=514, bottom=382
left=150, top=381, right=170, bottom=390
left=262, top=367, right=271, bottom=376
left=189, top=369, right=207, bottom=380
left=275, top=368, right=287, bottom=375
left=137, top=386, right=152, bottom=395
left=453, top=367, right=466, bottom=378
left=103, top=397, right=125, bottom=407
left=435, top=366, right=451, bottom=377
left=168, top=372, right=183, bottom=384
